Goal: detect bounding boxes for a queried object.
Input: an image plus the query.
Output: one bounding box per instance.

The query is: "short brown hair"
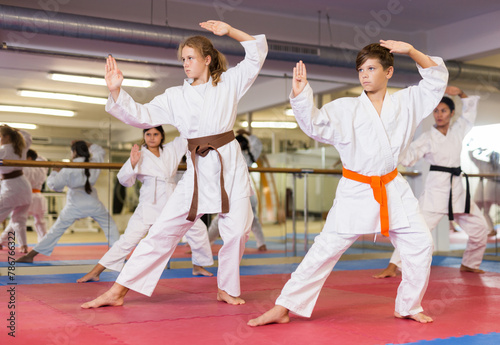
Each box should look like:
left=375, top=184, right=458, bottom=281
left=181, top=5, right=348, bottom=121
left=356, top=43, right=394, bottom=71
left=178, top=36, right=228, bottom=86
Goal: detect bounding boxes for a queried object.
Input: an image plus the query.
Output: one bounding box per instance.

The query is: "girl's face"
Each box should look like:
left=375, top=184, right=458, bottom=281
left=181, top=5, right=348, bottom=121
left=433, top=102, right=454, bottom=129
left=181, top=46, right=210, bottom=82
left=144, top=128, right=163, bottom=149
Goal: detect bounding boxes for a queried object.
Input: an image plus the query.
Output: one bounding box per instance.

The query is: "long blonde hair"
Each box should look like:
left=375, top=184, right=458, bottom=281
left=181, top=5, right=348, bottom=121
left=0, top=125, right=26, bottom=157
left=178, top=35, right=227, bottom=86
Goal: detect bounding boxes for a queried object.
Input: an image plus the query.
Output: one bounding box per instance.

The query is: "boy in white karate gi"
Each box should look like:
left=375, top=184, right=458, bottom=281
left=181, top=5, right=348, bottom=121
left=374, top=86, right=489, bottom=278
left=248, top=40, right=448, bottom=326
left=81, top=20, right=267, bottom=308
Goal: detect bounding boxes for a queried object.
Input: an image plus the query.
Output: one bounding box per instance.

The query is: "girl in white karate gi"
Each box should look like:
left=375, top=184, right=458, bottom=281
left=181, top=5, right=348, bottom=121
left=375, top=87, right=489, bottom=277
left=249, top=41, right=448, bottom=326
left=208, top=129, right=267, bottom=251
left=81, top=20, right=267, bottom=308
left=17, top=141, right=120, bottom=262
left=469, top=148, right=499, bottom=237
left=77, top=127, right=213, bottom=282
left=24, top=149, right=49, bottom=242
left=0, top=125, right=32, bottom=253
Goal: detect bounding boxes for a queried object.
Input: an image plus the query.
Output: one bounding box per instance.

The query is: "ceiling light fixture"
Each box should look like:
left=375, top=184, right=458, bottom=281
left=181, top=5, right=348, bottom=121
left=0, top=122, right=37, bottom=130
left=241, top=121, right=298, bottom=129
left=18, top=90, right=107, bottom=105
left=0, top=105, right=75, bottom=117
left=49, top=73, right=153, bottom=88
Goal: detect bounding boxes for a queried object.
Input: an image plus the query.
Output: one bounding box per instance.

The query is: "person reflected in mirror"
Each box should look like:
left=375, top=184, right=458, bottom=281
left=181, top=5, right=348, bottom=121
left=17, top=141, right=120, bottom=263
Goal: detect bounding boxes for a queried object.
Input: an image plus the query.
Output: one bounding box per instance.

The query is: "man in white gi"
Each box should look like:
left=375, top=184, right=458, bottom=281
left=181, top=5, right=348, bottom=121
left=248, top=40, right=448, bottom=326
left=375, top=87, right=489, bottom=278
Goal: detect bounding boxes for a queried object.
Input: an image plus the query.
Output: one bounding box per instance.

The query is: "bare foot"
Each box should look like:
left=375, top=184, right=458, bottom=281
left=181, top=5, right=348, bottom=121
left=77, top=264, right=105, bottom=283
left=16, top=250, right=38, bottom=263
left=258, top=244, right=267, bottom=251
left=488, top=229, right=497, bottom=237
left=217, top=288, right=245, bottom=305
left=19, top=245, right=28, bottom=254
left=81, top=283, right=128, bottom=309
left=373, top=263, right=398, bottom=278
left=460, top=264, right=485, bottom=274
left=248, top=305, right=290, bottom=326
left=395, top=311, right=433, bottom=323
left=77, top=272, right=101, bottom=283
left=192, top=265, right=213, bottom=277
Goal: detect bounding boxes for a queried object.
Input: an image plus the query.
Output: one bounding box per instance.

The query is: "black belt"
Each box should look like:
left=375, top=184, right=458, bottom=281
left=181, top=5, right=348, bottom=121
left=429, top=165, right=470, bottom=220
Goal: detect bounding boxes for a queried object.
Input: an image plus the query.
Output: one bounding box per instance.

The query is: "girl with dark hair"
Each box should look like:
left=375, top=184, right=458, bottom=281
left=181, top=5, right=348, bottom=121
left=375, top=86, right=489, bottom=278
left=17, top=142, right=120, bottom=262
left=0, top=125, right=32, bottom=253
left=82, top=20, right=267, bottom=308
left=77, top=127, right=213, bottom=283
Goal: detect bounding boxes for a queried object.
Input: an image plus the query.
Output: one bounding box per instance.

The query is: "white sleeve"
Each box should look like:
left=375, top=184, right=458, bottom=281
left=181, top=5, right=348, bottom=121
left=453, top=96, right=480, bottom=136
left=248, top=135, right=263, bottom=161
left=223, top=35, right=268, bottom=101
left=117, top=158, right=137, bottom=187
left=46, top=170, right=69, bottom=192
left=89, top=144, right=105, bottom=163
left=106, top=88, right=176, bottom=129
left=400, top=132, right=430, bottom=167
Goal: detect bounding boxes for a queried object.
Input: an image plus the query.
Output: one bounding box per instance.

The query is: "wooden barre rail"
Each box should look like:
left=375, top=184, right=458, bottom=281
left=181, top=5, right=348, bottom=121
left=0, top=159, right=425, bottom=176
left=4, top=159, right=500, bottom=179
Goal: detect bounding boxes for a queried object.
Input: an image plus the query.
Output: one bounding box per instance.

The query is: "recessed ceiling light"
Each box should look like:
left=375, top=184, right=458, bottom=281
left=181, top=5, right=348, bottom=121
left=0, top=105, right=75, bottom=117
left=18, top=90, right=107, bottom=105
left=49, top=73, right=152, bottom=88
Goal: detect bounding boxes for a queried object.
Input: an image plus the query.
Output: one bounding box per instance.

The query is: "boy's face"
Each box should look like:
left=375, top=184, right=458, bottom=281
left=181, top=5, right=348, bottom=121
left=358, top=58, right=393, bottom=93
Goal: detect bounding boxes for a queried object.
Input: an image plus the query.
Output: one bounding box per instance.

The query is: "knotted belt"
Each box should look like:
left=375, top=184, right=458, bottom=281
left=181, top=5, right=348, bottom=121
left=1, top=170, right=23, bottom=180
left=342, top=167, right=398, bottom=237
left=186, top=131, right=235, bottom=222
left=429, top=165, right=470, bottom=221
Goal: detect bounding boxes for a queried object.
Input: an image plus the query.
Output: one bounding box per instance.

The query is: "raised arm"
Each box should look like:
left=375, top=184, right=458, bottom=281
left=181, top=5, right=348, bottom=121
left=292, top=60, right=309, bottom=98
left=200, top=21, right=254, bottom=42
left=380, top=40, right=437, bottom=69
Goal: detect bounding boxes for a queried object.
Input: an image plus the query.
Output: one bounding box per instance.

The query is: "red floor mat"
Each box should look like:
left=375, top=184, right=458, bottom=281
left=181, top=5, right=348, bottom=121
left=2, top=267, right=499, bottom=344
left=1, top=243, right=284, bottom=262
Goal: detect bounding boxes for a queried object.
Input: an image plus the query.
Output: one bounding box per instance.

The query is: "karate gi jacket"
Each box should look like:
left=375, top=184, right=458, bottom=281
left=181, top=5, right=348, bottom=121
left=291, top=57, right=448, bottom=234
left=117, top=137, right=187, bottom=224
left=106, top=35, right=268, bottom=214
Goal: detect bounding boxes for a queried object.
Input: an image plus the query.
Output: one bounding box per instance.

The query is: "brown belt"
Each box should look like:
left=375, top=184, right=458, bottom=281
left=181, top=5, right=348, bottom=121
left=32, top=189, right=41, bottom=193
left=186, top=131, right=235, bottom=222
left=1, top=170, right=23, bottom=180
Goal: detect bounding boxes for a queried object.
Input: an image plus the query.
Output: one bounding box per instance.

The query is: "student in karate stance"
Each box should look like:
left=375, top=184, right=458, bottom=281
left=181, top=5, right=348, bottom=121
left=374, top=87, right=489, bottom=278
left=77, top=127, right=213, bottom=282
left=469, top=148, right=499, bottom=237
left=17, top=141, right=120, bottom=262
left=208, top=129, right=267, bottom=251
left=248, top=41, right=448, bottom=326
left=0, top=125, right=32, bottom=253
left=24, top=149, right=49, bottom=242
left=81, top=20, right=267, bottom=308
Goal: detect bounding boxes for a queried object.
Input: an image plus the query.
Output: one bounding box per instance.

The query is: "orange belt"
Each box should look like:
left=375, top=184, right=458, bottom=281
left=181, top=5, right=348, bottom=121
left=186, top=131, right=235, bottom=222
left=32, top=189, right=41, bottom=193
left=342, top=167, right=398, bottom=237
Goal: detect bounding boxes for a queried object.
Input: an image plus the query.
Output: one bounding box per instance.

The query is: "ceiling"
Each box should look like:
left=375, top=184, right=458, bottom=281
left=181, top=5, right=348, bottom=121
left=1, top=0, right=499, bottom=156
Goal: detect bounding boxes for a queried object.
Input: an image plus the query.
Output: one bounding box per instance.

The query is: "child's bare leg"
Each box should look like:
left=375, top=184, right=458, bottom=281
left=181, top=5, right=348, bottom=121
left=192, top=265, right=213, bottom=277
left=394, top=311, right=433, bottom=323
left=19, top=245, right=28, bottom=254
left=217, top=288, right=245, bottom=305
left=460, top=264, right=485, bottom=274
left=81, top=283, right=129, bottom=309
left=16, top=250, right=39, bottom=263
left=373, top=262, right=398, bottom=278
left=77, top=264, right=106, bottom=283
left=248, top=305, right=290, bottom=326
